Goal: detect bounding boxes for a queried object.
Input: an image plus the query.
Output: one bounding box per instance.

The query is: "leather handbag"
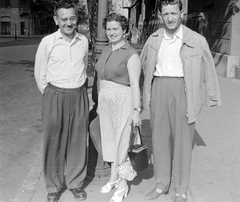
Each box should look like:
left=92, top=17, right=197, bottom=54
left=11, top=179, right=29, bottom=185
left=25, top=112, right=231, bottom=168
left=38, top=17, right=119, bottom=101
left=128, top=124, right=148, bottom=171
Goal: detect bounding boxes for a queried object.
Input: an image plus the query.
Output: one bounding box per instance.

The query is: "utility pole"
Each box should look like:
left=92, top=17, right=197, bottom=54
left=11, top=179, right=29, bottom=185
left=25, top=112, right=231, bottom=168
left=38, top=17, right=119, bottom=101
left=95, top=0, right=109, bottom=60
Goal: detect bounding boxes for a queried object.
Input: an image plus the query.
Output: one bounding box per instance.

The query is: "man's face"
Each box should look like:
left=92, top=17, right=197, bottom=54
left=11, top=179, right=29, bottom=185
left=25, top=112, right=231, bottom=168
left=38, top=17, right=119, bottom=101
left=54, top=7, right=77, bottom=39
left=161, top=3, right=184, bottom=36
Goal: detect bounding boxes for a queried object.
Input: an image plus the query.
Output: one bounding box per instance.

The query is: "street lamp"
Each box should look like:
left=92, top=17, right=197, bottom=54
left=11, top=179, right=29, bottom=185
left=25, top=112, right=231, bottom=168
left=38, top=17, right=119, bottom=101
left=87, top=0, right=110, bottom=180
left=94, top=0, right=109, bottom=60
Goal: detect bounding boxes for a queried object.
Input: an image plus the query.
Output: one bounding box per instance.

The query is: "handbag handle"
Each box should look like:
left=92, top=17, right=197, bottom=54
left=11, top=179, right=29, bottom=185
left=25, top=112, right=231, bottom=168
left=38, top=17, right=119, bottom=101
left=129, top=124, right=143, bottom=152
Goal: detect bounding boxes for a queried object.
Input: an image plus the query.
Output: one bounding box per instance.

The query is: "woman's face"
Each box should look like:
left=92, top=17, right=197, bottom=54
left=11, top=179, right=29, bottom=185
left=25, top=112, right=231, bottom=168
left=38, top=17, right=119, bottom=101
left=106, top=20, right=125, bottom=45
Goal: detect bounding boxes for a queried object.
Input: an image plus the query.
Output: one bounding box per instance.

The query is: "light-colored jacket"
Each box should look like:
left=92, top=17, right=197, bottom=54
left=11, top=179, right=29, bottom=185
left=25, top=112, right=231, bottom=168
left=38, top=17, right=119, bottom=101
left=140, top=25, right=221, bottom=124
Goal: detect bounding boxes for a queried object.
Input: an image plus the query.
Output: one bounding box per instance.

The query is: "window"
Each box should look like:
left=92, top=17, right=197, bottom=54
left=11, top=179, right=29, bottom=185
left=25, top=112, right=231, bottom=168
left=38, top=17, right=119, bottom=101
left=1, top=22, right=11, bottom=35
left=0, top=0, right=10, bottom=8
left=19, top=0, right=27, bottom=8
left=5, top=0, right=10, bottom=8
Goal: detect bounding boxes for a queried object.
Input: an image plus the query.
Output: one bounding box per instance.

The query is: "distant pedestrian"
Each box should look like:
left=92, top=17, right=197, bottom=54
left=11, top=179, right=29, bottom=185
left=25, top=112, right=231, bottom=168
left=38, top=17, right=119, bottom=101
left=95, top=13, right=141, bottom=202
left=34, top=1, right=89, bottom=202
left=140, top=1, right=221, bottom=202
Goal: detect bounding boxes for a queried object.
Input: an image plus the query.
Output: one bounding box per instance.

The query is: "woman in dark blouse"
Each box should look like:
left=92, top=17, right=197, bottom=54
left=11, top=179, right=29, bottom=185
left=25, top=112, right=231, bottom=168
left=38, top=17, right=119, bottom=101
left=95, top=13, right=141, bottom=202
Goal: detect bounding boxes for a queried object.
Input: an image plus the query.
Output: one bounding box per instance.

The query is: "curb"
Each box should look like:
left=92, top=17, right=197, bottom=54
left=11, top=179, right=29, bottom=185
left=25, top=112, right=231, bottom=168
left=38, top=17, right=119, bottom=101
left=12, top=140, right=43, bottom=202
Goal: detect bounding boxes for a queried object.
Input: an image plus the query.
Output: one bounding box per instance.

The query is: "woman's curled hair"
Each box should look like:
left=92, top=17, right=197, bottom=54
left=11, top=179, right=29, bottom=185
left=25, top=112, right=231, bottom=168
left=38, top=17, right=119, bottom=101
left=102, top=13, right=128, bottom=31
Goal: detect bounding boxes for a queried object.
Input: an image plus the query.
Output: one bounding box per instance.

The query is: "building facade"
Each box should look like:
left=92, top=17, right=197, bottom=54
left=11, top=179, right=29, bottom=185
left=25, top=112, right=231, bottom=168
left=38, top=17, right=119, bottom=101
left=186, top=0, right=240, bottom=79
left=134, top=0, right=240, bottom=79
left=0, top=0, right=35, bottom=37
left=111, top=0, right=132, bottom=18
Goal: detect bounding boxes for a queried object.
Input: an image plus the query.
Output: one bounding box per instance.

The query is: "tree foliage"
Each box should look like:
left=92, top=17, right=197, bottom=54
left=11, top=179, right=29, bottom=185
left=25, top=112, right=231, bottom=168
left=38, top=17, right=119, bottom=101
left=31, top=0, right=55, bottom=18
left=87, top=0, right=98, bottom=42
left=87, top=0, right=112, bottom=43
left=32, top=0, right=88, bottom=25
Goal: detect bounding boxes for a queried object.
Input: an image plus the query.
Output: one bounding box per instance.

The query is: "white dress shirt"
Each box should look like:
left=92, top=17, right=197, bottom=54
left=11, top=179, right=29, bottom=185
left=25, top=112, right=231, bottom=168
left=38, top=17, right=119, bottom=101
left=34, top=29, right=89, bottom=94
left=154, top=25, right=183, bottom=77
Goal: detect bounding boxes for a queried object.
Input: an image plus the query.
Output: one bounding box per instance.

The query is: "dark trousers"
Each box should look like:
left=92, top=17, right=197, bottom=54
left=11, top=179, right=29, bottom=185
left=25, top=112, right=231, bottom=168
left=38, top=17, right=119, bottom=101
left=42, top=83, right=89, bottom=193
left=150, top=77, right=195, bottom=195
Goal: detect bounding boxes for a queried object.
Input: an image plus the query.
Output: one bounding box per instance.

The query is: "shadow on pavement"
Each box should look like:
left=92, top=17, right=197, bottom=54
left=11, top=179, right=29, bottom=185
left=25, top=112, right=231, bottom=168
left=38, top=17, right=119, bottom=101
left=1, top=60, right=34, bottom=68
left=193, top=130, right=207, bottom=148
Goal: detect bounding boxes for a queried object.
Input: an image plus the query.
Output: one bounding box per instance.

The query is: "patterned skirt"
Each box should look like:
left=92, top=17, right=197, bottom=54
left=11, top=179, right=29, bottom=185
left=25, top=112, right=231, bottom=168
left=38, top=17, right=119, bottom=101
left=98, top=80, right=137, bottom=181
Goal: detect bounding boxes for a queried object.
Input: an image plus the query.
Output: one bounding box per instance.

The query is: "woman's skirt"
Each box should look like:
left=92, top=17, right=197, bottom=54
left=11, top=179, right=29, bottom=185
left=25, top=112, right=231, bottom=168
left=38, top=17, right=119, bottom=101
left=98, top=80, right=137, bottom=181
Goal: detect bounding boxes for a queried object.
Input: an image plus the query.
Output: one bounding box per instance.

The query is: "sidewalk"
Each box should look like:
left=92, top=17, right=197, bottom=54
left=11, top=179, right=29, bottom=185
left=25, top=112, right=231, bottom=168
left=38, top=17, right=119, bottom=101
left=12, top=79, right=240, bottom=202
left=11, top=43, right=240, bottom=202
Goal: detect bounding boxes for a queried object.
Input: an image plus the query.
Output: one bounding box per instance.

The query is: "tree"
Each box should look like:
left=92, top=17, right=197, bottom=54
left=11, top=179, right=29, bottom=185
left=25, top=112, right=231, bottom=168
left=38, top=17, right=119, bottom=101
left=87, top=0, right=98, bottom=44
left=31, top=0, right=88, bottom=34
left=31, top=0, right=55, bottom=18
left=31, top=0, right=56, bottom=34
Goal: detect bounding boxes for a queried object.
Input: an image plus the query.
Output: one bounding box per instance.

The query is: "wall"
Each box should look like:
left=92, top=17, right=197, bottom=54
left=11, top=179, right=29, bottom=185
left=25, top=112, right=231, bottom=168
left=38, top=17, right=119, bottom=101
left=0, top=0, right=34, bottom=36
left=187, top=0, right=240, bottom=79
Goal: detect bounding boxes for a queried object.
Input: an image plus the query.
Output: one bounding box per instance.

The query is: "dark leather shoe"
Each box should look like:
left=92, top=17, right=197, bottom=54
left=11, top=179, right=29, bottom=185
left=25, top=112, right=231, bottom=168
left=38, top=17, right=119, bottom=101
left=145, top=187, right=167, bottom=200
left=47, top=192, right=59, bottom=202
left=70, top=188, right=87, bottom=200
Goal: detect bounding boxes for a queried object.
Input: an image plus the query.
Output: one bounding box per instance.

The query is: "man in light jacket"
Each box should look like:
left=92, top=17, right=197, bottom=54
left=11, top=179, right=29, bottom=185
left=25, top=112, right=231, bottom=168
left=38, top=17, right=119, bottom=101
left=140, top=1, right=221, bottom=202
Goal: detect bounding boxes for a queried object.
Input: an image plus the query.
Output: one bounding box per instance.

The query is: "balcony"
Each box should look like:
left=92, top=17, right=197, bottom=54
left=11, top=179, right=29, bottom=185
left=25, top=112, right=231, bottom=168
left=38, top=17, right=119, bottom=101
left=19, top=8, right=30, bottom=15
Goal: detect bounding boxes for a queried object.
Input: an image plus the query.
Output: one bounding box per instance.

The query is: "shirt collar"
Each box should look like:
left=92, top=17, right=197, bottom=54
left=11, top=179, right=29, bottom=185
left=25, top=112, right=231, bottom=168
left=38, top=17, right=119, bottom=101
left=56, top=29, right=63, bottom=39
left=56, top=28, right=81, bottom=41
left=163, top=24, right=183, bottom=40
left=108, top=41, right=130, bottom=50
left=119, top=41, right=131, bottom=49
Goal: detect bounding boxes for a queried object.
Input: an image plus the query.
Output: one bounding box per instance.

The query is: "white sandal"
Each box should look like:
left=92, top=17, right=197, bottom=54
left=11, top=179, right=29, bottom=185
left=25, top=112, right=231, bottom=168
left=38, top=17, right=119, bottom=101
left=110, top=186, right=128, bottom=202
left=101, top=179, right=119, bottom=193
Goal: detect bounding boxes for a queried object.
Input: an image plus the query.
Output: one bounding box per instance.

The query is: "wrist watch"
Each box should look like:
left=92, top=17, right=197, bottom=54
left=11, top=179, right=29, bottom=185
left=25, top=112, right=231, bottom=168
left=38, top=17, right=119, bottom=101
left=134, top=107, right=141, bottom=112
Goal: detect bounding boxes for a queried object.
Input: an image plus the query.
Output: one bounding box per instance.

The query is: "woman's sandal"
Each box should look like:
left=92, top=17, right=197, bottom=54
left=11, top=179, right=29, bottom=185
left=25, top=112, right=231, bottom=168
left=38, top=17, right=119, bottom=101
left=101, top=179, right=120, bottom=193
left=110, top=186, right=129, bottom=202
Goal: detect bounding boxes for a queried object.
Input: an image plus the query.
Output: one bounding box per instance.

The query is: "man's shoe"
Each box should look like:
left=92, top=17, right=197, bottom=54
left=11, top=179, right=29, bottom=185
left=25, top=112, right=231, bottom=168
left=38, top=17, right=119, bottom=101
left=70, top=188, right=87, bottom=201
left=174, top=193, right=187, bottom=202
left=47, top=192, right=59, bottom=202
left=145, top=187, right=167, bottom=200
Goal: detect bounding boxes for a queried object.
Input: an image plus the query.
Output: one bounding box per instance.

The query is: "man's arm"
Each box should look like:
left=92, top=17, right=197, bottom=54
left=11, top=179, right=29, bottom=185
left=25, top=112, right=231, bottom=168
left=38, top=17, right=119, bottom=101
left=202, top=38, right=222, bottom=107
left=140, top=41, right=148, bottom=75
left=83, top=39, right=89, bottom=72
left=34, top=39, right=48, bottom=94
left=140, top=42, right=151, bottom=120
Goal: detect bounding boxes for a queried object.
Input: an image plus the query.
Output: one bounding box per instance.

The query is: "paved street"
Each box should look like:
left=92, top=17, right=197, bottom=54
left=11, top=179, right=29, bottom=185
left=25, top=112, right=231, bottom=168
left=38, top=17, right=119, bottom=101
left=0, top=38, right=240, bottom=202
left=0, top=39, right=43, bottom=202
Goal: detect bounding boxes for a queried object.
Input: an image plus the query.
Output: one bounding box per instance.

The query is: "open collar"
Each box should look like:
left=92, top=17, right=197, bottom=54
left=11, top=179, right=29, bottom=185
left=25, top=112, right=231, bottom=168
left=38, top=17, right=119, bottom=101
left=150, top=25, right=195, bottom=48
left=108, top=41, right=131, bottom=51
left=163, top=24, right=183, bottom=40
left=55, top=29, right=81, bottom=41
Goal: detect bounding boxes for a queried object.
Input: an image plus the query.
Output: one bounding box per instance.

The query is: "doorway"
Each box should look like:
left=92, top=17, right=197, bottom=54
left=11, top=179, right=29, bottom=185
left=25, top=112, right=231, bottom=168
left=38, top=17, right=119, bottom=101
left=20, top=22, right=25, bottom=35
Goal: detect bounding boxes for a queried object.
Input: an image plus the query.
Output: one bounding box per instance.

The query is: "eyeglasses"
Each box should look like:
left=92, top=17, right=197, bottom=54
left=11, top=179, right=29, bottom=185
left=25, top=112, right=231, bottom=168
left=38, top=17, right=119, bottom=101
left=58, top=16, right=77, bottom=23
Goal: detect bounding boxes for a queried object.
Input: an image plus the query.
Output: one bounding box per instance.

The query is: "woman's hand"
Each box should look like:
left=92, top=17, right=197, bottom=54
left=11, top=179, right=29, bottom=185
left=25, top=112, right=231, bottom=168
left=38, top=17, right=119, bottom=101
left=132, top=110, right=141, bottom=127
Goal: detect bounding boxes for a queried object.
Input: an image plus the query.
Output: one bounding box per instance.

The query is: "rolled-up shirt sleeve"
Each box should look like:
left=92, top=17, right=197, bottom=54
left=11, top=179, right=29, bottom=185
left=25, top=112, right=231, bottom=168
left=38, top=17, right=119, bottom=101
left=34, top=39, right=48, bottom=94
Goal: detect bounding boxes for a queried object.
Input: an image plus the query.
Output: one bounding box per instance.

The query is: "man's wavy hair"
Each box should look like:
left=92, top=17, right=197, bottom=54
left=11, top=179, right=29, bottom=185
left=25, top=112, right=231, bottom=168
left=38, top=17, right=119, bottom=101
left=159, top=0, right=183, bottom=12
left=102, top=13, right=128, bottom=31
left=54, top=0, right=77, bottom=16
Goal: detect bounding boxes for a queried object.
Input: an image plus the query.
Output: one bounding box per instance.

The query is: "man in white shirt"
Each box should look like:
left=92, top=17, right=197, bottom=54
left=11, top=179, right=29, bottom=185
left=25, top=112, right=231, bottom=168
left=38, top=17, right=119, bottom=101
left=34, top=1, right=89, bottom=201
left=140, top=1, right=221, bottom=202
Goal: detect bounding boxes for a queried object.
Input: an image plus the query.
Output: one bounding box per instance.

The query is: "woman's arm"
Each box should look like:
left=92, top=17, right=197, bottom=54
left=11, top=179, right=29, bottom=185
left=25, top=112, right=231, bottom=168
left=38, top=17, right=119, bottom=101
left=127, top=53, right=142, bottom=126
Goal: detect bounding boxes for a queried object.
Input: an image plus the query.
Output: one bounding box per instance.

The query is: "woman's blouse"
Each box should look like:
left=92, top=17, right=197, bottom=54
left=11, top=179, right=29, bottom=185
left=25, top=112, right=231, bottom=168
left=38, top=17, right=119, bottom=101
left=95, top=42, right=138, bottom=86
